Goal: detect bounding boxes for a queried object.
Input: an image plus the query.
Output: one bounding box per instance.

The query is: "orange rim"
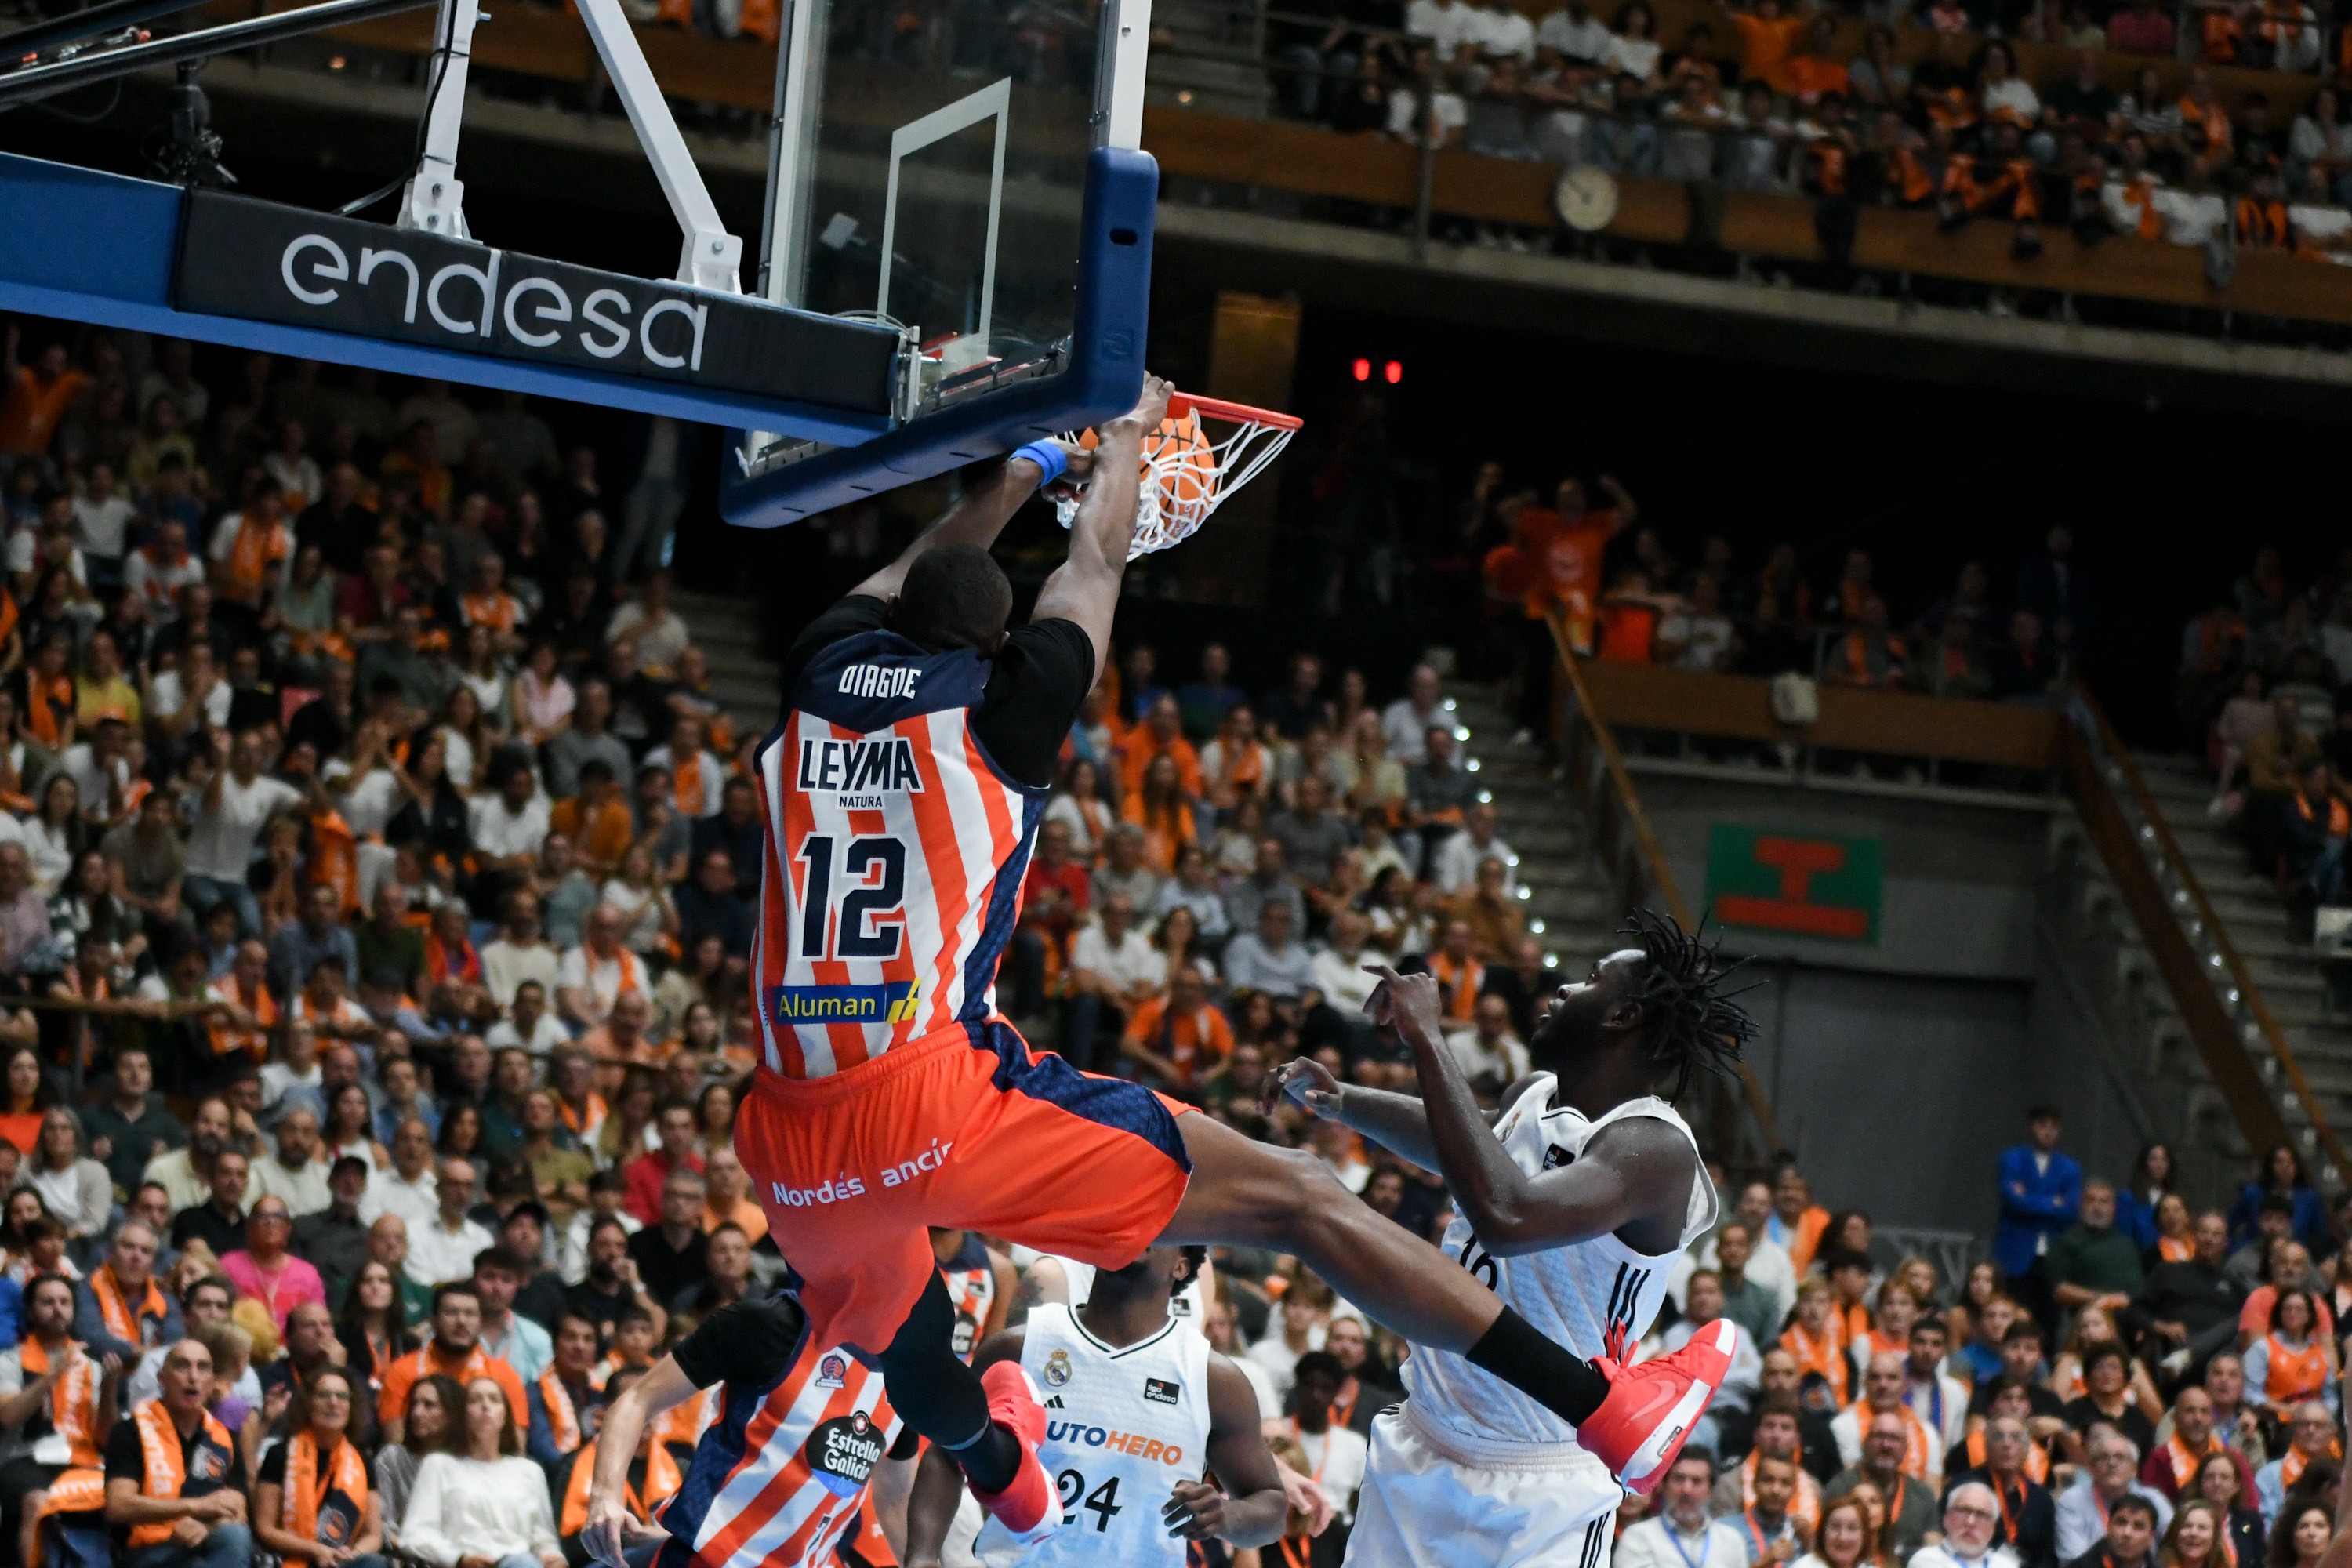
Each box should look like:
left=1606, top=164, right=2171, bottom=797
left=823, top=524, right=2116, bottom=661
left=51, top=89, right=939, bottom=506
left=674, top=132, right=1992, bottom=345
left=1167, top=392, right=1304, bottom=431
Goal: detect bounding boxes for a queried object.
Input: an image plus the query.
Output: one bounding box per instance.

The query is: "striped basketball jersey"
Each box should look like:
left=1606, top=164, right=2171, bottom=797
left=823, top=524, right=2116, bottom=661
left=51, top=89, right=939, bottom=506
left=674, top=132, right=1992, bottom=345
left=657, top=1335, right=906, bottom=1568
left=973, top=1303, right=1212, bottom=1568
left=939, top=1231, right=1000, bottom=1363
left=754, top=627, right=1048, bottom=1080
left=1401, top=1084, right=1715, bottom=1456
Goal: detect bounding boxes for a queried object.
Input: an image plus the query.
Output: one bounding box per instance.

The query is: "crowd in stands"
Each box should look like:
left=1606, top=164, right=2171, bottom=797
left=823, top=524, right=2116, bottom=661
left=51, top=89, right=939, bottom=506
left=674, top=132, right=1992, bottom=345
left=1454, top=466, right=2093, bottom=740
left=1269, top=0, right=2352, bottom=267
left=2177, top=544, right=2352, bottom=932
left=1598, top=1111, right=2352, bottom=1568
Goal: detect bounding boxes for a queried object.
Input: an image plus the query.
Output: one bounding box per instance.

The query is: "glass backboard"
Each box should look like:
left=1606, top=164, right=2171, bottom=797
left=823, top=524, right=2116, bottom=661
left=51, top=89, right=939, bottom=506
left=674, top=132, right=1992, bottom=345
left=765, top=0, right=1145, bottom=421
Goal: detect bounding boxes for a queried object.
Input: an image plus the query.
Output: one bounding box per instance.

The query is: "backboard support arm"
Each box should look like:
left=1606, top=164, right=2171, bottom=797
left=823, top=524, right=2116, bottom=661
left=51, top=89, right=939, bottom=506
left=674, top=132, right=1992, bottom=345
left=572, top=0, right=744, bottom=292
left=396, top=0, right=480, bottom=239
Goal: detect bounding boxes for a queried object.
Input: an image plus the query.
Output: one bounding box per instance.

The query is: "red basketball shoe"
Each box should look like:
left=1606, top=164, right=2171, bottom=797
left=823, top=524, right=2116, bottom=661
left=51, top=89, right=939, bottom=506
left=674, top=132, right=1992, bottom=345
left=1573, top=1316, right=1738, bottom=1494
left=968, top=1362, right=1065, bottom=1543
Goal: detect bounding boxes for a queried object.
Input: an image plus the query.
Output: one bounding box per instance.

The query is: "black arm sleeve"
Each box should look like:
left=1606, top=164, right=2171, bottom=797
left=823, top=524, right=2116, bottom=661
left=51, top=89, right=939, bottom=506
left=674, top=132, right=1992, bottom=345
left=671, top=1295, right=811, bottom=1390
left=256, top=1442, right=290, bottom=1488
left=970, top=619, right=1096, bottom=789
left=104, top=1421, right=142, bottom=1486
left=782, top=597, right=890, bottom=695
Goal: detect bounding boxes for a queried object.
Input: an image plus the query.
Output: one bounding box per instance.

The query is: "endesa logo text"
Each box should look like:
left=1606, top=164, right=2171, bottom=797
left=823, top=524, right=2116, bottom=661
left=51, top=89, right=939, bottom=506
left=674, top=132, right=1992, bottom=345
left=169, top=190, right=901, bottom=412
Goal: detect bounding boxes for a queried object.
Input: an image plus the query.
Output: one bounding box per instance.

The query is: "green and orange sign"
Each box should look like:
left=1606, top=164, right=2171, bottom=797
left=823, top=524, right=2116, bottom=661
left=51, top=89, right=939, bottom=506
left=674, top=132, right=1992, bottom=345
left=1704, top=826, right=1882, bottom=943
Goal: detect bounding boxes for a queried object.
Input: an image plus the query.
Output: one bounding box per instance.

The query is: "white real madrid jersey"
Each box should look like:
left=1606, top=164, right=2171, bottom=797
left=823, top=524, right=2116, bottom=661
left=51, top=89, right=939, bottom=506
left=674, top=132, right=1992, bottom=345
left=1401, top=1083, right=1716, bottom=1457
left=973, top=1302, right=1212, bottom=1568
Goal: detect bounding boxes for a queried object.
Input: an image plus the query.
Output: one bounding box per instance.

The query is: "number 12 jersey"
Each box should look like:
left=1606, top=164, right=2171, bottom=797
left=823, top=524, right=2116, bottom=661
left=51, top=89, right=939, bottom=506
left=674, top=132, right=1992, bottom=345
left=755, top=621, right=1069, bottom=1080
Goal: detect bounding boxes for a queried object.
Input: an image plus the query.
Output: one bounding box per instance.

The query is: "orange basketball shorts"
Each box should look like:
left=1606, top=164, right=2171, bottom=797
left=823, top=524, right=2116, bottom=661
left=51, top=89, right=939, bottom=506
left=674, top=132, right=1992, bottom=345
left=735, top=1016, right=1196, bottom=1356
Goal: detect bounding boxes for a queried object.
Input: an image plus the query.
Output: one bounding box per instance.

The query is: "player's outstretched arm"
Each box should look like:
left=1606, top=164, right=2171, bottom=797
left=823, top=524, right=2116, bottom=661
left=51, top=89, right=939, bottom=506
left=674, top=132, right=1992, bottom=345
left=903, top=1328, right=1028, bottom=1567
left=1167, top=1355, right=1290, bottom=1550
left=1265, top=1054, right=1442, bottom=1168
left=1374, top=965, right=1694, bottom=1259
left=579, top=1356, right=695, bottom=1566
left=1032, top=375, right=1173, bottom=675
left=848, top=443, right=1075, bottom=604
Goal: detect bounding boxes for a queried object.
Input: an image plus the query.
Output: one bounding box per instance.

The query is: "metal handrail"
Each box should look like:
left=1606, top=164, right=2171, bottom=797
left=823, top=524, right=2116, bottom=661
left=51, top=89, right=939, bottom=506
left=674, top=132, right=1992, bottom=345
left=2073, top=683, right=2350, bottom=1181
left=1545, top=611, right=1788, bottom=1157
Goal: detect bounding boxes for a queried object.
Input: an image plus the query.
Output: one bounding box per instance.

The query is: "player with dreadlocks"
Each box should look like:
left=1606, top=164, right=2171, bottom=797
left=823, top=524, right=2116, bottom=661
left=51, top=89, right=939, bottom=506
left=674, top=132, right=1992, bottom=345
left=1266, top=909, right=1756, bottom=1568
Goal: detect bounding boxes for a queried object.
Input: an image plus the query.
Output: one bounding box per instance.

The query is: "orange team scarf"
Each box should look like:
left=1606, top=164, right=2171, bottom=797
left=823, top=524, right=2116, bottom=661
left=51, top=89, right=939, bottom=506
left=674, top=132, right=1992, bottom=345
left=92, top=1265, right=166, bottom=1348
left=2165, top=1432, right=2223, bottom=1488
left=0, top=591, right=16, bottom=652
left=559, top=1436, right=681, bottom=1536
left=1837, top=1301, right=1871, bottom=1349
left=1849, top=1399, right=1933, bottom=1479
left=538, top=1370, right=585, bottom=1455
left=557, top=1093, right=608, bottom=1139
left=590, top=1352, right=652, bottom=1393
left=426, top=932, right=481, bottom=987
left=309, top=811, right=361, bottom=918
left=25, top=674, right=70, bottom=749
left=2282, top=1439, right=2344, bottom=1486
left=18, top=1338, right=103, bottom=1467
left=127, top=1400, right=235, bottom=1548
left=1784, top=1321, right=1850, bottom=1405
left=673, top=750, right=705, bottom=816
left=461, top=591, right=519, bottom=633
left=208, top=976, right=278, bottom=1062
left=1744, top=1450, right=1823, bottom=1534
left=1428, top=953, right=1484, bottom=1022
left=650, top=1385, right=717, bottom=1452
left=281, top=1430, right=368, bottom=1548
left=223, top=516, right=285, bottom=605
left=1965, top=1423, right=2052, bottom=1483
left=2264, top=1334, right=2331, bottom=1404
left=2159, top=1235, right=2194, bottom=1262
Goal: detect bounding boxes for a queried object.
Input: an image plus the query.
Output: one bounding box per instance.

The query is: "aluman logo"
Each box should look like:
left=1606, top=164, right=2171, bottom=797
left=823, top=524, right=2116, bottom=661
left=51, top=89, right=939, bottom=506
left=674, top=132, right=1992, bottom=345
left=771, top=981, right=923, bottom=1025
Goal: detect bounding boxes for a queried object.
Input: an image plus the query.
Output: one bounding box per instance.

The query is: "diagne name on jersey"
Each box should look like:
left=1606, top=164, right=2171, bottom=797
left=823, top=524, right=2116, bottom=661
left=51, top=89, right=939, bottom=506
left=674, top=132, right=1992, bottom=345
left=835, top=662, right=923, bottom=700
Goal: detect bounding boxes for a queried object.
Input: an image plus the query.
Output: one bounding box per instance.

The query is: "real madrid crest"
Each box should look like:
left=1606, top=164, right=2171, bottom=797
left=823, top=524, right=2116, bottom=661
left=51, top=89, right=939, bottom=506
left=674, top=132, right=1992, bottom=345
left=1041, top=1348, right=1073, bottom=1388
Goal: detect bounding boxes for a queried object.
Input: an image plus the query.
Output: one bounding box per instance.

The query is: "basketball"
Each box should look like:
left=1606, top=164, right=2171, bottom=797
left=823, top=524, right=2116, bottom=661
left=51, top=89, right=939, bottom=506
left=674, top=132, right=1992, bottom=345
left=1079, top=409, right=1221, bottom=523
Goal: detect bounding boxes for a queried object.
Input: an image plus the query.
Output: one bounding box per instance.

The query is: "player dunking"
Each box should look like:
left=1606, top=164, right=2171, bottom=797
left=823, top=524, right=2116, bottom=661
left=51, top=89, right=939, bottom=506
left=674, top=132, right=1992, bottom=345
left=689, top=378, right=1732, bottom=1554
left=1265, top=913, right=1757, bottom=1568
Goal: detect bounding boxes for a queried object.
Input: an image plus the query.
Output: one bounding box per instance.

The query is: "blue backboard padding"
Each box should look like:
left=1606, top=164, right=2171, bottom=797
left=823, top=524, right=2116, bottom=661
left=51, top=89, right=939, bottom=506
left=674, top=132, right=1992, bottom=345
left=718, top=145, right=1158, bottom=529
left=0, top=153, right=896, bottom=445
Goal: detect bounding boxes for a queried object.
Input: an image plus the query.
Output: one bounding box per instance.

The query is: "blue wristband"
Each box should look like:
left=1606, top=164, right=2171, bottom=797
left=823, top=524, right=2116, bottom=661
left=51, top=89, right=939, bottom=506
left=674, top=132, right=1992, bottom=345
left=1013, top=440, right=1069, bottom=485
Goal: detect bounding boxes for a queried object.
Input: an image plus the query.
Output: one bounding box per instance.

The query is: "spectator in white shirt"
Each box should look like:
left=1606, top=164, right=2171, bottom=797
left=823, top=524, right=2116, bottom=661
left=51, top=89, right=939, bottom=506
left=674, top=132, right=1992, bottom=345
left=1223, top=900, right=1317, bottom=1003
left=1405, top=0, right=1477, bottom=57
left=69, top=463, right=135, bottom=579
left=1067, top=895, right=1166, bottom=1074
left=404, top=1159, right=495, bottom=1289
left=361, top=1120, right=441, bottom=1229
left=1308, top=910, right=1383, bottom=1015
left=1278, top=1354, right=1370, bottom=1528
left=485, top=978, right=569, bottom=1059
left=397, top=1375, right=563, bottom=1568
left=246, top=1107, right=333, bottom=1219
left=1909, top=1482, right=2024, bottom=1568
left=185, top=730, right=311, bottom=938
left=1431, top=802, right=1517, bottom=895
left=481, top=890, right=562, bottom=1011
left=1449, top=995, right=1530, bottom=1102
left=468, top=767, right=550, bottom=886
left=1537, top=0, right=1612, bottom=60
left=1248, top=1284, right=1330, bottom=1405
left=1380, top=665, right=1447, bottom=762
left=1618, top=1450, right=1756, bottom=1568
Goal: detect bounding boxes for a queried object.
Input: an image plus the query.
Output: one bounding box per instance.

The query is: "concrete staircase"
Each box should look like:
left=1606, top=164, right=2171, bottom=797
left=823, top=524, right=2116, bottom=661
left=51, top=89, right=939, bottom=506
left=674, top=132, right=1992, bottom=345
left=2128, top=750, right=2352, bottom=1176
left=1443, top=679, right=1622, bottom=975
left=1146, top=0, right=1273, bottom=119
left=673, top=589, right=780, bottom=746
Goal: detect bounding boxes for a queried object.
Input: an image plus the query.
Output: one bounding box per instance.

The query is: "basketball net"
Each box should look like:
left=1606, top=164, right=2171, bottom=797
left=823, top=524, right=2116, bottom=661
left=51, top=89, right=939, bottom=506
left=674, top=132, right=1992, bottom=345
left=1054, top=394, right=1302, bottom=561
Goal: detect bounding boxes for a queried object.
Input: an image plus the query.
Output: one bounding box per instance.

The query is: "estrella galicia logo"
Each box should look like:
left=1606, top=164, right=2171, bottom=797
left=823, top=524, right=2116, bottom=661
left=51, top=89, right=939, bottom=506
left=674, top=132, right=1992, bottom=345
left=771, top=981, right=921, bottom=1026
left=804, top=1411, right=886, bottom=1497
left=1041, top=1349, right=1073, bottom=1389
left=1143, top=1377, right=1181, bottom=1406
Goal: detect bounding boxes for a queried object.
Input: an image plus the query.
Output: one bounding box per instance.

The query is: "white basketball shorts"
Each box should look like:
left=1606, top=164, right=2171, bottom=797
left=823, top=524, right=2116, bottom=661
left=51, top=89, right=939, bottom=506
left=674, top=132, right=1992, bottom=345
left=1343, top=1405, right=1624, bottom=1568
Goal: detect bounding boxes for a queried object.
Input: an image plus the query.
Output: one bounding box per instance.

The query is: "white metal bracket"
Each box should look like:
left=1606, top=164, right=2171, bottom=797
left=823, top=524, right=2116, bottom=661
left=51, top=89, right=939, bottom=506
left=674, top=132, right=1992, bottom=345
left=396, top=0, right=480, bottom=238
left=572, top=0, right=743, bottom=292
left=395, top=0, right=742, bottom=292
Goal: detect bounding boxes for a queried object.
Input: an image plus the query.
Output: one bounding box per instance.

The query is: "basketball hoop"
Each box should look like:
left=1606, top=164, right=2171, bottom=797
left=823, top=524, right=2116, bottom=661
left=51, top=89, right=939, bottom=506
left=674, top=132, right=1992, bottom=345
left=1054, top=393, right=1303, bottom=561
